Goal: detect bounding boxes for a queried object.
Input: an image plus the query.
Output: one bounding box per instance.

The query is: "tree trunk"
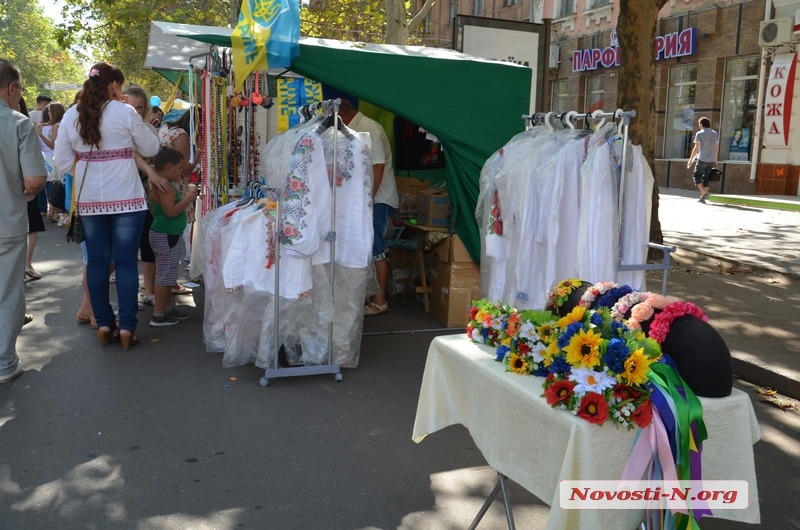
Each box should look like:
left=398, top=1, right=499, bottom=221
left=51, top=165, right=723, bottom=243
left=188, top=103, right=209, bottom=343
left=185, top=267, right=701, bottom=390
left=385, top=0, right=409, bottom=44
left=385, top=0, right=437, bottom=45
left=616, top=0, right=667, bottom=259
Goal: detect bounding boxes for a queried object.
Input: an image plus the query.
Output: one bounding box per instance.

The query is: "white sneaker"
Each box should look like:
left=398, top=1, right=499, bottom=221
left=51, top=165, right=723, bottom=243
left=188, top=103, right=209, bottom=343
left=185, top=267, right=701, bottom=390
left=0, top=363, right=24, bottom=384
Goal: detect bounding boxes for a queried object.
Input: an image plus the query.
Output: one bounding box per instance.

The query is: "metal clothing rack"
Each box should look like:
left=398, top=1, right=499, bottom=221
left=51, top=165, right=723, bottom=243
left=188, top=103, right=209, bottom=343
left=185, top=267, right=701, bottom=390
left=521, top=108, right=675, bottom=295
left=259, top=98, right=345, bottom=386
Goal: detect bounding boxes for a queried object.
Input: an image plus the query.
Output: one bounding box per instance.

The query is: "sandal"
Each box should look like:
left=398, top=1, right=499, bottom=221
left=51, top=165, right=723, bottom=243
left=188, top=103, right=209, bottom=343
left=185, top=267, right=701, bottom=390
left=119, top=331, right=138, bottom=351
left=25, top=267, right=42, bottom=281
left=364, top=302, right=389, bottom=316
left=97, top=323, right=119, bottom=347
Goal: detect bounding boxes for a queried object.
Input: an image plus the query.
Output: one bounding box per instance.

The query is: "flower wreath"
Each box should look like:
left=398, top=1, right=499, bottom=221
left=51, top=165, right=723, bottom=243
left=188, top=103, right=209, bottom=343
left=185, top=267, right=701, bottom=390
left=648, top=301, right=708, bottom=343
left=546, top=278, right=584, bottom=309
left=610, top=290, right=651, bottom=321
left=578, top=281, right=617, bottom=308
left=625, top=293, right=679, bottom=330
left=595, top=285, right=634, bottom=309
left=89, top=68, right=100, bottom=79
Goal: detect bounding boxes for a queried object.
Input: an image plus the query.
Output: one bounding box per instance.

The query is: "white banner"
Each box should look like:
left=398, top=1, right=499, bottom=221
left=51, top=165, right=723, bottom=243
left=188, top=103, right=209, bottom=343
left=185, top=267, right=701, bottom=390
left=763, top=53, right=797, bottom=147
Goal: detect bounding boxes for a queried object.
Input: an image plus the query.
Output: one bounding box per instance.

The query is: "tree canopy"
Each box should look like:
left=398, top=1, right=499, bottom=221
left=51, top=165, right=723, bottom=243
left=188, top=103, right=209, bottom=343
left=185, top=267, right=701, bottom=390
left=56, top=0, right=231, bottom=97
left=0, top=0, right=85, bottom=104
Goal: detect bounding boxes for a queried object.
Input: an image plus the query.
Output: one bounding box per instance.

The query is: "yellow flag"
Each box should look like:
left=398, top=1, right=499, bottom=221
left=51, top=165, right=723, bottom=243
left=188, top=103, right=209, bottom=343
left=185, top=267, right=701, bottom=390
left=231, top=0, right=271, bottom=93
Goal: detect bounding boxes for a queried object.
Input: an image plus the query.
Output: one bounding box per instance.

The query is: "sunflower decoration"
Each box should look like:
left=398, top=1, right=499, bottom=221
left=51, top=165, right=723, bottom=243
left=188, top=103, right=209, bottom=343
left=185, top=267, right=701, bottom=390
left=541, top=306, right=663, bottom=429
left=467, top=299, right=515, bottom=348
left=501, top=309, right=558, bottom=376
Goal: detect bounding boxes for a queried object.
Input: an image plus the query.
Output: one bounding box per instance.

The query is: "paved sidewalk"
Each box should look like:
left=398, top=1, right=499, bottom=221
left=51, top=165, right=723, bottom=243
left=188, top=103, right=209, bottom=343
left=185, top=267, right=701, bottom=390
left=657, top=187, right=800, bottom=398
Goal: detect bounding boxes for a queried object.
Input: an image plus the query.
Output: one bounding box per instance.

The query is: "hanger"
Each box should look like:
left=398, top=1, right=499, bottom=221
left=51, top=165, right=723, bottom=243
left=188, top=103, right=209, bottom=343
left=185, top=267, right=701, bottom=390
left=544, top=112, right=555, bottom=132
left=564, top=110, right=578, bottom=130
left=591, top=109, right=606, bottom=129
left=614, top=108, right=626, bottom=137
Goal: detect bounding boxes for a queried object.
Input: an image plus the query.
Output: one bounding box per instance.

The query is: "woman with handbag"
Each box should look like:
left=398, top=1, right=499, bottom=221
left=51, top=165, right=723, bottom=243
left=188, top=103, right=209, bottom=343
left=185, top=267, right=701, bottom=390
left=54, top=62, right=160, bottom=350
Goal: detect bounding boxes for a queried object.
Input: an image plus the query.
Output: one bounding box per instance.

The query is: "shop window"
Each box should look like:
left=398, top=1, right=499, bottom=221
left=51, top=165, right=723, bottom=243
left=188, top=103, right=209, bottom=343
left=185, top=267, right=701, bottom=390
left=473, top=0, right=483, bottom=15
left=585, top=75, right=604, bottom=113
left=504, top=0, right=518, bottom=6
left=551, top=79, right=570, bottom=114
left=590, top=0, right=611, bottom=8
left=558, top=0, right=574, bottom=18
left=719, top=57, right=759, bottom=162
left=664, top=64, right=697, bottom=159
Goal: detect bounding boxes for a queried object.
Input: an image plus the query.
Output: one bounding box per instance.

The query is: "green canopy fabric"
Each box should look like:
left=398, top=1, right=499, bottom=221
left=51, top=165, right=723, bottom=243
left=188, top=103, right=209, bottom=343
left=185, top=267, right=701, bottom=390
left=148, top=24, right=532, bottom=261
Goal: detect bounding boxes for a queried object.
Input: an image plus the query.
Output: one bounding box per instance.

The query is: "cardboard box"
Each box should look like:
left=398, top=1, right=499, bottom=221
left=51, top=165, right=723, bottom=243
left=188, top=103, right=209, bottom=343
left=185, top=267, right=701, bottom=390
left=429, top=262, right=482, bottom=327
left=396, top=177, right=429, bottom=219
left=428, top=234, right=473, bottom=264
left=417, top=188, right=449, bottom=227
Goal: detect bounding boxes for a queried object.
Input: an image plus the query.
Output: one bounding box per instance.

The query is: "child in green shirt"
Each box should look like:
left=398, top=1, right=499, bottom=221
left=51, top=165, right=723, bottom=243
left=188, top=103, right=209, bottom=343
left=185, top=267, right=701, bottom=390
left=148, top=147, right=199, bottom=327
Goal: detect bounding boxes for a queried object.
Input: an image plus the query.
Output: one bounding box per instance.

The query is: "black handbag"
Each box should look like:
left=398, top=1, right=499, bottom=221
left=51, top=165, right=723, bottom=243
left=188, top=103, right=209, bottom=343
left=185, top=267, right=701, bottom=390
left=67, top=147, right=91, bottom=244
left=708, top=165, right=722, bottom=182
left=48, top=180, right=66, bottom=211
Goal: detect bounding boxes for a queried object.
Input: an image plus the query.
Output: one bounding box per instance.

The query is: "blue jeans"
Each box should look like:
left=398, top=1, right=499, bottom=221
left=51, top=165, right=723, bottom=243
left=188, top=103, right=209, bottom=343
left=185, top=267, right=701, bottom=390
left=372, top=203, right=393, bottom=260
left=82, top=211, right=146, bottom=332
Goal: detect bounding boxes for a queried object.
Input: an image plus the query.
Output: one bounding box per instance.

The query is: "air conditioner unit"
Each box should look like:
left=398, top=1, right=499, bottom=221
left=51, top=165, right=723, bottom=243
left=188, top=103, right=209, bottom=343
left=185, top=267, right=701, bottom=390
left=758, top=18, right=794, bottom=46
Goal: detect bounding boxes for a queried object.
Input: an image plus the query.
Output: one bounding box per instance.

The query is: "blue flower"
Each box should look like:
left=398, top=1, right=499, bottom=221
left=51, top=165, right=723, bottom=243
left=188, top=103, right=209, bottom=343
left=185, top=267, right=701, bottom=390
left=495, top=344, right=510, bottom=362
left=589, top=311, right=604, bottom=327
left=602, top=338, right=629, bottom=374
left=610, top=321, right=627, bottom=337
left=550, top=355, right=571, bottom=375
left=533, top=362, right=550, bottom=377
left=557, top=321, right=585, bottom=349
left=596, top=285, right=633, bottom=308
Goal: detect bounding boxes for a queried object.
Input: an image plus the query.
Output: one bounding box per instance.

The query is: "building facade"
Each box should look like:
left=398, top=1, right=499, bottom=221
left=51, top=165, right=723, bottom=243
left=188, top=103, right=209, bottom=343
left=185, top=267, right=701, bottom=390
left=416, top=0, right=800, bottom=196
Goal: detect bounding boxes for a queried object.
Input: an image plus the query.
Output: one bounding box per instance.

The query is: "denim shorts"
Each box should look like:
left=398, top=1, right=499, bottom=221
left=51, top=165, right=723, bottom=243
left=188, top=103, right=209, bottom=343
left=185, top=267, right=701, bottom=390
left=372, top=203, right=394, bottom=260
left=693, top=160, right=714, bottom=186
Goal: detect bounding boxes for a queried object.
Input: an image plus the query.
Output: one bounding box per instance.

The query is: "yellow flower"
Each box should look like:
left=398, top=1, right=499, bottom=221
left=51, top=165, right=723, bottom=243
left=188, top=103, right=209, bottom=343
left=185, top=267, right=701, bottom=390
left=558, top=278, right=583, bottom=290
left=474, top=310, right=487, bottom=322
left=507, top=352, right=530, bottom=374
left=621, top=348, right=652, bottom=386
left=564, top=329, right=603, bottom=369
left=501, top=336, right=512, bottom=346
left=557, top=305, right=586, bottom=328
left=537, top=322, right=558, bottom=344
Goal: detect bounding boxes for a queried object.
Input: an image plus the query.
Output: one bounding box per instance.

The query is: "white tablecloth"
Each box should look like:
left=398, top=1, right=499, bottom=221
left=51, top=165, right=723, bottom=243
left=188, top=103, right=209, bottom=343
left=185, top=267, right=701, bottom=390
left=412, top=334, right=761, bottom=530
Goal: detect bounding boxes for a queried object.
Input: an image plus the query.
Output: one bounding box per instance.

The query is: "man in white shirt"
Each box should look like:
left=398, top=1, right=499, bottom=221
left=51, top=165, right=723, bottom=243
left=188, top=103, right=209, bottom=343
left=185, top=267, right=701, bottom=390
left=338, top=99, right=399, bottom=316
left=27, top=94, right=51, bottom=126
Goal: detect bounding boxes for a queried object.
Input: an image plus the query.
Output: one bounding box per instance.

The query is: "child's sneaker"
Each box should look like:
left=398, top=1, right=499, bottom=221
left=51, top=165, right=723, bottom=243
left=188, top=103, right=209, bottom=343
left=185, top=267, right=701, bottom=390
left=150, top=313, right=180, bottom=327
left=166, top=308, right=190, bottom=320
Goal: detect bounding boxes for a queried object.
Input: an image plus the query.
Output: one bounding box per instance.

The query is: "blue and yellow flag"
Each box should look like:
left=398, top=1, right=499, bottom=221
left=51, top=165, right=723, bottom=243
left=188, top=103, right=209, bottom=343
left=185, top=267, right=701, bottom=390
left=276, top=77, right=322, bottom=132
left=231, top=0, right=300, bottom=92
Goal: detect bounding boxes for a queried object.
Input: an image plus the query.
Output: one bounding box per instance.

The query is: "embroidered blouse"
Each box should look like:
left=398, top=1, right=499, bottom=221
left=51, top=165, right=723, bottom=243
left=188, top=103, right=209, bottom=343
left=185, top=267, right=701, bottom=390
left=54, top=100, right=160, bottom=216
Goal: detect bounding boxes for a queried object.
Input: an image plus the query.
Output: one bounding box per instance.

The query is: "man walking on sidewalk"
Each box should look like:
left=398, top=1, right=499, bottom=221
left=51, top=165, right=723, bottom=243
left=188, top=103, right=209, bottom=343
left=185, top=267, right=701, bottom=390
left=0, top=59, right=47, bottom=383
left=687, top=116, right=719, bottom=204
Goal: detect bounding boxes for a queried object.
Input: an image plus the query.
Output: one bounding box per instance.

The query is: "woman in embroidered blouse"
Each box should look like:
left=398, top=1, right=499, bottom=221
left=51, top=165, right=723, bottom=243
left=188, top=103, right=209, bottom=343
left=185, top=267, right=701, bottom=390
left=54, top=62, right=160, bottom=350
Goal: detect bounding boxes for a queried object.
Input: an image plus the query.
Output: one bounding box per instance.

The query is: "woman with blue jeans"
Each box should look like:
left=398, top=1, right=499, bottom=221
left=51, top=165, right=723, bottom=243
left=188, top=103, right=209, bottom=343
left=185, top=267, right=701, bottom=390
left=55, top=62, right=160, bottom=349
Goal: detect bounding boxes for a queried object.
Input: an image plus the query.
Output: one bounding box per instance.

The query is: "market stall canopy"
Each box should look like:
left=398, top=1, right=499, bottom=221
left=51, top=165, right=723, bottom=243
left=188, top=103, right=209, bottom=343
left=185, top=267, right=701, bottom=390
left=146, top=21, right=532, bottom=261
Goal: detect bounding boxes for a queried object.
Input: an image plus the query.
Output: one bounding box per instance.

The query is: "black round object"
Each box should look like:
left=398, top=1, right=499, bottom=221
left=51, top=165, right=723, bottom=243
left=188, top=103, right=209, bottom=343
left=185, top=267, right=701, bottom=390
left=659, top=314, right=733, bottom=398
left=545, top=280, right=592, bottom=317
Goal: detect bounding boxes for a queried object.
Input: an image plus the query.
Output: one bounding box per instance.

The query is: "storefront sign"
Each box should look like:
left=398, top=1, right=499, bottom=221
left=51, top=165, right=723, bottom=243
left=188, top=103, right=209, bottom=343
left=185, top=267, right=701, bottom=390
left=572, top=27, right=696, bottom=72
left=763, top=53, right=797, bottom=147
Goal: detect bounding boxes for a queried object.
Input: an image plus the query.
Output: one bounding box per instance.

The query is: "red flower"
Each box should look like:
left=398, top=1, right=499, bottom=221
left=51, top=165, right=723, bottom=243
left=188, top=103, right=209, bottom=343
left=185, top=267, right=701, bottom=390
left=466, top=325, right=474, bottom=335
left=576, top=392, right=609, bottom=425
left=613, top=384, right=643, bottom=403
left=631, top=401, right=653, bottom=428
left=469, top=306, right=479, bottom=320
left=518, top=342, right=532, bottom=354
left=545, top=379, right=575, bottom=406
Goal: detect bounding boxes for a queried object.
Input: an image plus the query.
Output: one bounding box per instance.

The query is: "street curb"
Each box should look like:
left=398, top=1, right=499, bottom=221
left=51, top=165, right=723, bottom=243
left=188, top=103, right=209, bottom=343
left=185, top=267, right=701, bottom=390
left=709, top=194, right=800, bottom=212
left=666, top=244, right=800, bottom=399
left=732, top=355, right=800, bottom=401
left=668, top=243, right=800, bottom=281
